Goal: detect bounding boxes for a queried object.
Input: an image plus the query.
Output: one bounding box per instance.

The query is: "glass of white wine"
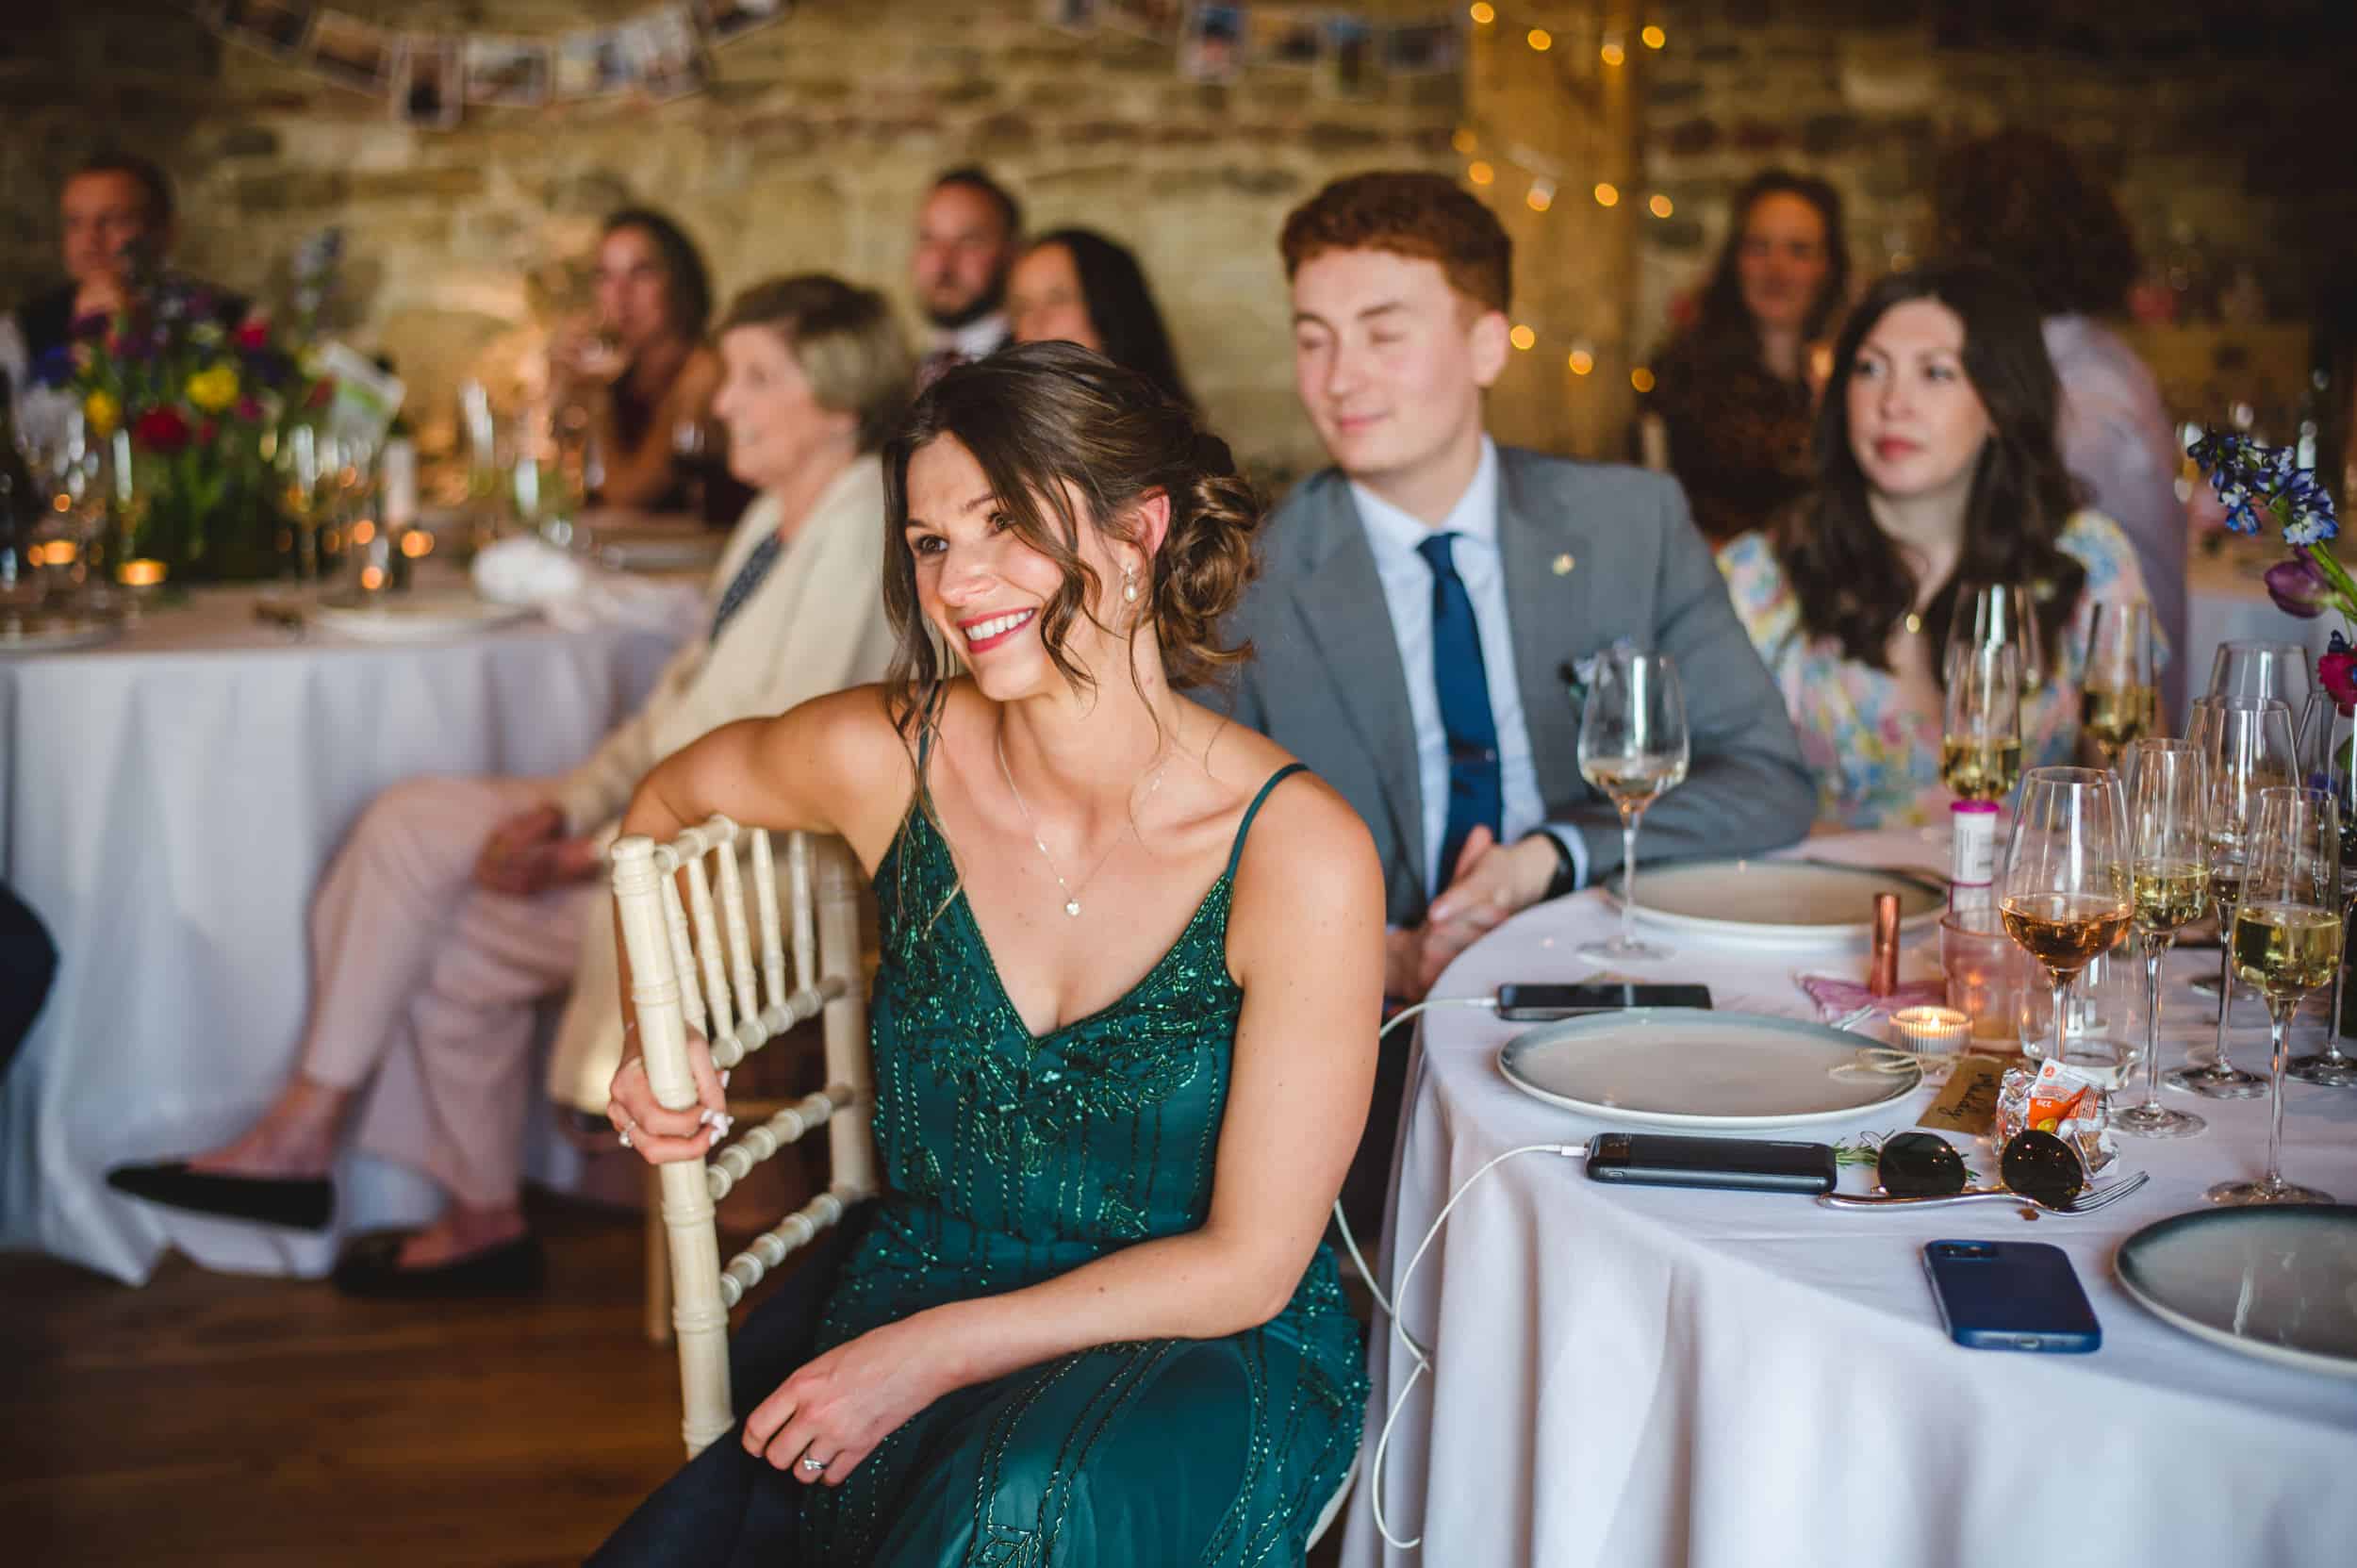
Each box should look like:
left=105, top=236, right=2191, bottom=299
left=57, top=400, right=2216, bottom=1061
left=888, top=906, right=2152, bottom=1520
left=2080, top=599, right=2157, bottom=767
left=2118, top=738, right=2209, bottom=1138
left=2000, top=767, right=2134, bottom=1070
left=2291, top=686, right=2357, bottom=1087
left=1940, top=641, right=2021, bottom=803
left=1949, top=582, right=2045, bottom=700
left=1577, top=649, right=1690, bottom=963
left=2173, top=695, right=2299, bottom=1099
left=2210, top=785, right=2341, bottom=1205
left=277, top=424, right=334, bottom=602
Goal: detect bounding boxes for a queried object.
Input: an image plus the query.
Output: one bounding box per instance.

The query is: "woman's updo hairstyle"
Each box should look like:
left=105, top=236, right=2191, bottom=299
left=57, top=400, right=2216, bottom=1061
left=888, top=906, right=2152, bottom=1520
left=881, top=340, right=1262, bottom=731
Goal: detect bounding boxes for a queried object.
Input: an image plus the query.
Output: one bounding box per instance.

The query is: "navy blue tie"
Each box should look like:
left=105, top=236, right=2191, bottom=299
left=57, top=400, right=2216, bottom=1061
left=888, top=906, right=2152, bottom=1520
left=1415, top=532, right=1503, bottom=891
left=709, top=531, right=784, bottom=644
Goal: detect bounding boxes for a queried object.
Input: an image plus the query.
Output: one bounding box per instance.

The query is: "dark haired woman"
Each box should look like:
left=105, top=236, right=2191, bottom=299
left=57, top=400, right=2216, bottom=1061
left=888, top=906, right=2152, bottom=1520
left=1644, top=169, right=1851, bottom=544
left=551, top=207, right=746, bottom=519
left=594, top=341, right=1376, bottom=1563
left=1936, top=128, right=2194, bottom=718
left=1006, top=227, right=1195, bottom=409
left=1718, top=263, right=2158, bottom=828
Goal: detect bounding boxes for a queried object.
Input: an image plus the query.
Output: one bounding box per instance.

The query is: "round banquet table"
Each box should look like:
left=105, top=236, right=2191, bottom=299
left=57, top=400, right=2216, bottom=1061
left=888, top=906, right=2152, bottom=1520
left=1342, top=829, right=2357, bottom=1568
left=0, top=570, right=684, bottom=1283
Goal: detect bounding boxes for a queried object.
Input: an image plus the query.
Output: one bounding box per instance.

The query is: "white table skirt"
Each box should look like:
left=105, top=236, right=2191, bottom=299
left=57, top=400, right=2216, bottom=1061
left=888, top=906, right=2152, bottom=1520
left=1342, top=830, right=2357, bottom=1568
left=0, top=574, right=683, bottom=1282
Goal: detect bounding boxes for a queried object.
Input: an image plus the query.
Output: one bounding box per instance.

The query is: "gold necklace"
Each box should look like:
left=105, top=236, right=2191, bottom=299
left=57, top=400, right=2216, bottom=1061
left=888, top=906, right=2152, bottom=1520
left=995, top=726, right=1171, bottom=918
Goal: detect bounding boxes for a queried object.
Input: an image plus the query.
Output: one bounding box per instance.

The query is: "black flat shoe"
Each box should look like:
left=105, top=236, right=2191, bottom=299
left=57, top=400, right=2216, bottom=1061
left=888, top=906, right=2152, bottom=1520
left=331, top=1230, right=546, bottom=1299
left=106, top=1161, right=335, bottom=1230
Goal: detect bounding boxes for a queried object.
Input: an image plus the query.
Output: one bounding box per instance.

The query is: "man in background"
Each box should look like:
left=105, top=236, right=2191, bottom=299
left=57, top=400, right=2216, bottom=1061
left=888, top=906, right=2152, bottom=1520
left=910, top=165, right=1022, bottom=387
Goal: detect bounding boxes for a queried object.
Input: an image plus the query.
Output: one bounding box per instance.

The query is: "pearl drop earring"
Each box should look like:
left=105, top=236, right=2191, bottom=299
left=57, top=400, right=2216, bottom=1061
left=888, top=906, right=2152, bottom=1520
left=1123, top=567, right=1139, bottom=603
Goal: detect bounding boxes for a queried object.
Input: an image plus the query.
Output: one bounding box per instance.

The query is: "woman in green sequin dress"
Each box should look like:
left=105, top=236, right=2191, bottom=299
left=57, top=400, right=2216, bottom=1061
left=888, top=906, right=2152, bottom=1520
left=596, top=343, right=1383, bottom=1566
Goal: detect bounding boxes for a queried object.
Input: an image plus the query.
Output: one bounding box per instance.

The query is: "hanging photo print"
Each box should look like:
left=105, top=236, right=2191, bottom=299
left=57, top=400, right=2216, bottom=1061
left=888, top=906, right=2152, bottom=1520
left=1246, top=9, right=1323, bottom=69
left=393, top=35, right=462, bottom=127
left=305, top=8, right=397, bottom=96
left=626, top=5, right=708, bottom=100
left=696, top=0, right=791, bottom=42
left=1178, top=3, right=1244, bottom=83
left=462, top=35, right=552, bottom=107
left=220, top=0, right=315, bottom=58
left=553, top=27, right=637, bottom=99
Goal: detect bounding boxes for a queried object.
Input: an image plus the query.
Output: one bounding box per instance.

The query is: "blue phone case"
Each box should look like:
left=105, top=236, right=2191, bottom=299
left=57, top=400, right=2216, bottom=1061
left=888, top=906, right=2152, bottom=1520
left=1922, top=1239, right=2102, bottom=1353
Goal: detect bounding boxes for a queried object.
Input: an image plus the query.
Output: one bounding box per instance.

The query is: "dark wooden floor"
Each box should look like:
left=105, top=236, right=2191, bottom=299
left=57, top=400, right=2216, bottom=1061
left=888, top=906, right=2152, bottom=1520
left=3, top=1193, right=1354, bottom=1566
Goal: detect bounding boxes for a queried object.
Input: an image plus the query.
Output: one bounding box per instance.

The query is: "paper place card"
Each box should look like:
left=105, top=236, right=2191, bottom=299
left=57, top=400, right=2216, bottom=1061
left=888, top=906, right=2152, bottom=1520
left=1918, top=1054, right=2006, bottom=1135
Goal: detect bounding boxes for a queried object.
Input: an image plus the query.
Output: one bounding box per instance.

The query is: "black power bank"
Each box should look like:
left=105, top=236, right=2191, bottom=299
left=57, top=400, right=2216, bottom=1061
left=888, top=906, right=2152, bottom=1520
left=1584, top=1132, right=1838, bottom=1195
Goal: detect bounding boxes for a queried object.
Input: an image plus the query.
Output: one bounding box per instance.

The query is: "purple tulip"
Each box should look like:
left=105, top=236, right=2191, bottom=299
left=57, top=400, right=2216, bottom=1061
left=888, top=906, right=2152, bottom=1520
left=2266, top=554, right=2332, bottom=619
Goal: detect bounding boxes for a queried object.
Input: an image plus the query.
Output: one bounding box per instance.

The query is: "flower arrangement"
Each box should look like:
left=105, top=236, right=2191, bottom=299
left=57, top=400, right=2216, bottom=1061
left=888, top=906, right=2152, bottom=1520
left=2190, top=430, right=2353, bottom=708
left=33, top=231, right=342, bottom=581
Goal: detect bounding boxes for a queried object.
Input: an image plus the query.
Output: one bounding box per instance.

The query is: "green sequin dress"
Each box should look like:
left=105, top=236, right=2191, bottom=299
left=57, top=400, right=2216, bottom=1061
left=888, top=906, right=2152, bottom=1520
left=783, top=761, right=1367, bottom=1565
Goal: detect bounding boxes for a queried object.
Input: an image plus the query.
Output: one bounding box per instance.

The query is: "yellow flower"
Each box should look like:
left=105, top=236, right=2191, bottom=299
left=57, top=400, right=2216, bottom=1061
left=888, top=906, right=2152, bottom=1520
left=187, top=364, right=240, bottom=414
left=84, top=389, right=121, bottom=437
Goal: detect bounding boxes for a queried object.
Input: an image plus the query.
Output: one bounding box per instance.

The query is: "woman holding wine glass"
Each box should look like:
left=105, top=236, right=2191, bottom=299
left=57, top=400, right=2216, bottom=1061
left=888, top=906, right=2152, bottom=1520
left=2175, top=694, right=2300, bottom=1100
left=1719, top=262, right=2159, bottom=829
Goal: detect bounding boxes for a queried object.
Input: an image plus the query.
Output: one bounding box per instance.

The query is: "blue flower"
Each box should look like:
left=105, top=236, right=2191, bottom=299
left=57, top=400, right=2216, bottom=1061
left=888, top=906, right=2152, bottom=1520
left=32, top=345, right=74, bottom=388
left=2284, top=470, right=2340, bottom=545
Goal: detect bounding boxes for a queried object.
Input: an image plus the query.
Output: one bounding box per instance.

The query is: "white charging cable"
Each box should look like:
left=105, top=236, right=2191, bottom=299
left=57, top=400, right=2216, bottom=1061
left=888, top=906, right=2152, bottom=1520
left=1331, top=996, right=1590, bottom=1551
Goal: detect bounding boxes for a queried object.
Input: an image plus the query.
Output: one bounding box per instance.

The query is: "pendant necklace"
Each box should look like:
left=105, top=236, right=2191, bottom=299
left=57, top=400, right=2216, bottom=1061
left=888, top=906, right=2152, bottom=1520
left=997, top=724, right=1171, bottom=918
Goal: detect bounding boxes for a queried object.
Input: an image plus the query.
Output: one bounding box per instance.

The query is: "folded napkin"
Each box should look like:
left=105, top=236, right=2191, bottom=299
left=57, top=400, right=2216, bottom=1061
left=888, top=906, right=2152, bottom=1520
left=470, top=536, right=701, bottom=635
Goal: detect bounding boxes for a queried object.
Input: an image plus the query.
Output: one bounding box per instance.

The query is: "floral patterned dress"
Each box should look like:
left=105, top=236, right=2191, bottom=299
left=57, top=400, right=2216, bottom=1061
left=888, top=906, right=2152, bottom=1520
left=1717, top=510, right=2159, bottom=829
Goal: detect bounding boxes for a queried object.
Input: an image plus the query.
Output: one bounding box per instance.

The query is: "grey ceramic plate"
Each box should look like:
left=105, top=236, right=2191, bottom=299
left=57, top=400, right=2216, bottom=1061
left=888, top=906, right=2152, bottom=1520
left=2116, top=1204, right=2357, bottom=1378
left=1603, top=857, right=1945, bottom=947
left=1497, top=1008, right=1917, bottom=1129
left=311, top=594, right=533, bottom=642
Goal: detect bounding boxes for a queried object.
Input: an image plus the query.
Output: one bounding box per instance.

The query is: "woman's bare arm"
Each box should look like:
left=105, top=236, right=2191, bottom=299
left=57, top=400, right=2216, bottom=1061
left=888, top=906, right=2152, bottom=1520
left=594, top=344, right=722, bottom=510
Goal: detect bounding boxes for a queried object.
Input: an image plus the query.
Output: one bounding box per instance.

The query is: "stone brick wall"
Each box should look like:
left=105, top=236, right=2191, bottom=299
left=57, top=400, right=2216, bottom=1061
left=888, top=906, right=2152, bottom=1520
left=2, top=1, right=1459, bottom=480
left=1634, top=0, right=2356, bottom=372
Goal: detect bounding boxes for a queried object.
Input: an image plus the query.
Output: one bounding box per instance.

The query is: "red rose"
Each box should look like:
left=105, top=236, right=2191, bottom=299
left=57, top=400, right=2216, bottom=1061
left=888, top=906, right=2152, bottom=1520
left=234, top=317, right=272, bottom=349
left=2321, top=649, right=2357, bottom=714
left=132, top=405, right=192, bottom=454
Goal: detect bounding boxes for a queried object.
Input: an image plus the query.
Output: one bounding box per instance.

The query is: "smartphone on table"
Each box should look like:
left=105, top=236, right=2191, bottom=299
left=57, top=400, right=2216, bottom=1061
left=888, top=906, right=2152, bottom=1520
left=1922, top=1239, right=2101, bottom=1353
left=1495, top=982, right=1712, bottom=1020
left=1585, top=1132, right=1836, bottom=1194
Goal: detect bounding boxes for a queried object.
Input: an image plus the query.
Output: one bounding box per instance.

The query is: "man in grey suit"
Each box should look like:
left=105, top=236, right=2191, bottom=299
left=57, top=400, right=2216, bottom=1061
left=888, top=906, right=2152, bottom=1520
left=1224, top=173, right=1816, bottom=1223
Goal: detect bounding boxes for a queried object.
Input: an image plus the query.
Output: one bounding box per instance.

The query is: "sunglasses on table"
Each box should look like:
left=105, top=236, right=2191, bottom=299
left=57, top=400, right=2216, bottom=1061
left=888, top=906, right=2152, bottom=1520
left=1875, top=1129, right=2087, bottom=1208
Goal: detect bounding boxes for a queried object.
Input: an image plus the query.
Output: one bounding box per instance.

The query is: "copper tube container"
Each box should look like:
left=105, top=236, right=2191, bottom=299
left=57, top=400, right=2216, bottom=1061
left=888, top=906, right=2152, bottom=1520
left=1869, top=892, right=1902, bottom=996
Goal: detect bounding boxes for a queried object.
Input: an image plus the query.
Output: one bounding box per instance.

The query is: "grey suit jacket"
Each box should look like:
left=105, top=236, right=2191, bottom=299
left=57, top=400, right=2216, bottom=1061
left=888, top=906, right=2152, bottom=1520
left=1220, top=447, right=1817, bottom=927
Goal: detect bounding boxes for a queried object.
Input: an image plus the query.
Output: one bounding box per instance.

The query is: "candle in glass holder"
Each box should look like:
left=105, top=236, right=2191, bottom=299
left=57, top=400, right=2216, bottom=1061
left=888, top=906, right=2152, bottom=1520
left=116, top=558, right=166, bottom=588
left=1939, top=906, right=2028, bottom=1054
left=1891, top=1005, right=1969, bottom=1054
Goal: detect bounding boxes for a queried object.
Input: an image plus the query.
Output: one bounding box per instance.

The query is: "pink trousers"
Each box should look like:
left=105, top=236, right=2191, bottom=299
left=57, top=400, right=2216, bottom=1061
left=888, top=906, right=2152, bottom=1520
left=305, top=775, right=599, bottom=1209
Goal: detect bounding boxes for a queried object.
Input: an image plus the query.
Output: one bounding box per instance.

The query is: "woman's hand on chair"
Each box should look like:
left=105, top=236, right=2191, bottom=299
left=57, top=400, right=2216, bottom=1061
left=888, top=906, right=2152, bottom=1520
left=604, top=1040, right=726, bottom=1164
left=742, top=1313, right=961, bottom=1487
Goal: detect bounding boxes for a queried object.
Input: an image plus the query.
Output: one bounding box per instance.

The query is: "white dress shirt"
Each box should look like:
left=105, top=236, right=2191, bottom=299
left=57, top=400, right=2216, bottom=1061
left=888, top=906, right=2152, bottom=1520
left=932, top=312, right=1010, bottom=363
left=1350, top=437, right=1588, bottom=899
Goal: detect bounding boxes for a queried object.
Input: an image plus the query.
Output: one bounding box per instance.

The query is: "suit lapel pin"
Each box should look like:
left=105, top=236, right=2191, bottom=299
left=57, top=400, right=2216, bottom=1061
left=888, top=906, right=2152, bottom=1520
left=1552, top=553, right=1574, bottom=576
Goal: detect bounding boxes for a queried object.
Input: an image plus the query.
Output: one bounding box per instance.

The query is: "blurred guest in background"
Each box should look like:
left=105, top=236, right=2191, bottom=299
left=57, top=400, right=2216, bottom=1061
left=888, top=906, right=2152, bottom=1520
left=1719, top=263, right=2157, bottom=829
left=1643, top=169, right=1850, bottom=545
left=107, top=274, right=912, bottom=1298
left=910, top=166, right=1022, bottom=386
left=1006, top=227, right=1195, bottom=410
left=1935, top=129, right=2193, bottom=719
left=549, top=207, right=747, bottom=522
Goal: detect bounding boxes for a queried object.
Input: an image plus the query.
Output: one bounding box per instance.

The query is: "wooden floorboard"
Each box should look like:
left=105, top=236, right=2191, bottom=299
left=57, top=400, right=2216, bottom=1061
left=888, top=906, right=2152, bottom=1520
left=5, top=1192, right=1355, bottom=1565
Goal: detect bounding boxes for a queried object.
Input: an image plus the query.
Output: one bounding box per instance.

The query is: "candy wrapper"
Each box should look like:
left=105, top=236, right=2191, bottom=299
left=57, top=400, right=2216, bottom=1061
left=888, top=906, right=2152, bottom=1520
left=1996, top=1059, right=2118, bottom=1175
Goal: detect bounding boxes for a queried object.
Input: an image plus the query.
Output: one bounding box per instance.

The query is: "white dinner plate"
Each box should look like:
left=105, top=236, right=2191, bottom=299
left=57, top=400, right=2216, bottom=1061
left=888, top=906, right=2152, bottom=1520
left=1604, top=857, right=1946, bottom=947
left=310, top=594, right=534, bottom=642
left=596, top=530, right=722, bottom=573
left=0, top=615, right=120, bottom=654
left=2116, top=1205, right=2357, bottom=1378
left=1497, top=1008, right=1919, bottom=1128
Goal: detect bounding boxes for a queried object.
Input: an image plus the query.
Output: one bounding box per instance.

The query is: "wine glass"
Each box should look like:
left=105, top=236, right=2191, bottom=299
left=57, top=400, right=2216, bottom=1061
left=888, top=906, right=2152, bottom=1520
left=2291, top=688, right=2357, bottom=1087
left=2209, top=785, right=2341, bottom=1204
left=2001, top=768, right=2133, bottom=1071
left=1940, top=641, right=2022, bottom=804
left=1949, top=582, right=2045, bottom=699
left=2081, top=600, right=2158, bottom=766
left=2117, top=739, right=2210, bottom=1138
left=670, top=415, right=718, bottom=519
left=277, top=423, right=336, bottom=602
left=2172, top=695, right=2299, bottom=1098
left=1577, top=650, right=1690, bottom=962
left=2205, top=639, right=2312, bottom=719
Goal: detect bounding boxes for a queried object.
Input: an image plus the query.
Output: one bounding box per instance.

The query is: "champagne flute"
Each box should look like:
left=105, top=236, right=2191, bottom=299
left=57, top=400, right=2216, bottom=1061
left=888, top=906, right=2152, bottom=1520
left=1941, top=641, right=2023, bottom=804
left=2081, top=599, right=2158, bottom=766
left=2209, top=786, right=2341, bottom=1204
left=2172, top=695, right=2299, bottom=1098
left=2001, top=768, right=2134, bottom=1072
left=2290, top=688, right=2357, bottom=1087
left=1949, top=582, right=2045, bottom=700
left=2117, top=739, right=2210, bottom=1137
left=1577, top=650, right=1690, bottom=962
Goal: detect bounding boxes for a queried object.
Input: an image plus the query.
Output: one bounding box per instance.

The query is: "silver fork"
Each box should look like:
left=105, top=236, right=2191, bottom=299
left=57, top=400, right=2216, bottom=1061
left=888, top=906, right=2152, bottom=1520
left=1817, top=1170, right=2151, bottom=1215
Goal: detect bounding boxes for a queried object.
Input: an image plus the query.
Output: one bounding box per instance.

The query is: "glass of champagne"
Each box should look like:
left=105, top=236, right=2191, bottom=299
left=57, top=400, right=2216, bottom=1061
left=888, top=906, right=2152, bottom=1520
left=2291, top=687, right=2357, bottom=1087
left=277, top=423, right=333, bottom=602
left=1577, top=650, right=1690, bottom=962
left=2118, top=739, right=2209, bottom=1137
left=1949, top=582, right=2045, bottom=700
left=2081, top=600, right=2157, bottom=767
left=2173, top=695, right=2299, bottom=1098
left=2210, top=785, right=2341, bottom=1204
left=2000, top=767, right=2134, bottom=1070
left=1941, top=641, right=2022, bottom=804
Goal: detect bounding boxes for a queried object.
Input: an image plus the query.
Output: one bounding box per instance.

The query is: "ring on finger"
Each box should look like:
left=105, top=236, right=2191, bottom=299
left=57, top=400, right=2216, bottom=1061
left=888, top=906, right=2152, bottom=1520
left=799, top=1455, right=829, bottom=1473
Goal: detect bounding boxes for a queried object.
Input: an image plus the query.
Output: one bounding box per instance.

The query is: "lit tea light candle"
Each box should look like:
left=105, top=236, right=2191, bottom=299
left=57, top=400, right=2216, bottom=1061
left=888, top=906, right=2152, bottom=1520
left=116, top=558, right=167, bottom=588
left=1891, top=1005, right=1969, bottom=1053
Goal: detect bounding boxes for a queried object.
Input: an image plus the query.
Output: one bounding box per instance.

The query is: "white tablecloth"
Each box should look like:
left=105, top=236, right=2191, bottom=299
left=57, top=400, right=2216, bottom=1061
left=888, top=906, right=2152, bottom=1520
left=0, top=572, right=683, bottom=1282
left=1343, top=830, right=2357, bottom=1568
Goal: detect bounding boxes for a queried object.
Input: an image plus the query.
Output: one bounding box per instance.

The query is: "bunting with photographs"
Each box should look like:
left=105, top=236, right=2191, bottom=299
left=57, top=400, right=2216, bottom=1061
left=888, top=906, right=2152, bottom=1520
left=1047, top=2, right=1464, bottom=92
